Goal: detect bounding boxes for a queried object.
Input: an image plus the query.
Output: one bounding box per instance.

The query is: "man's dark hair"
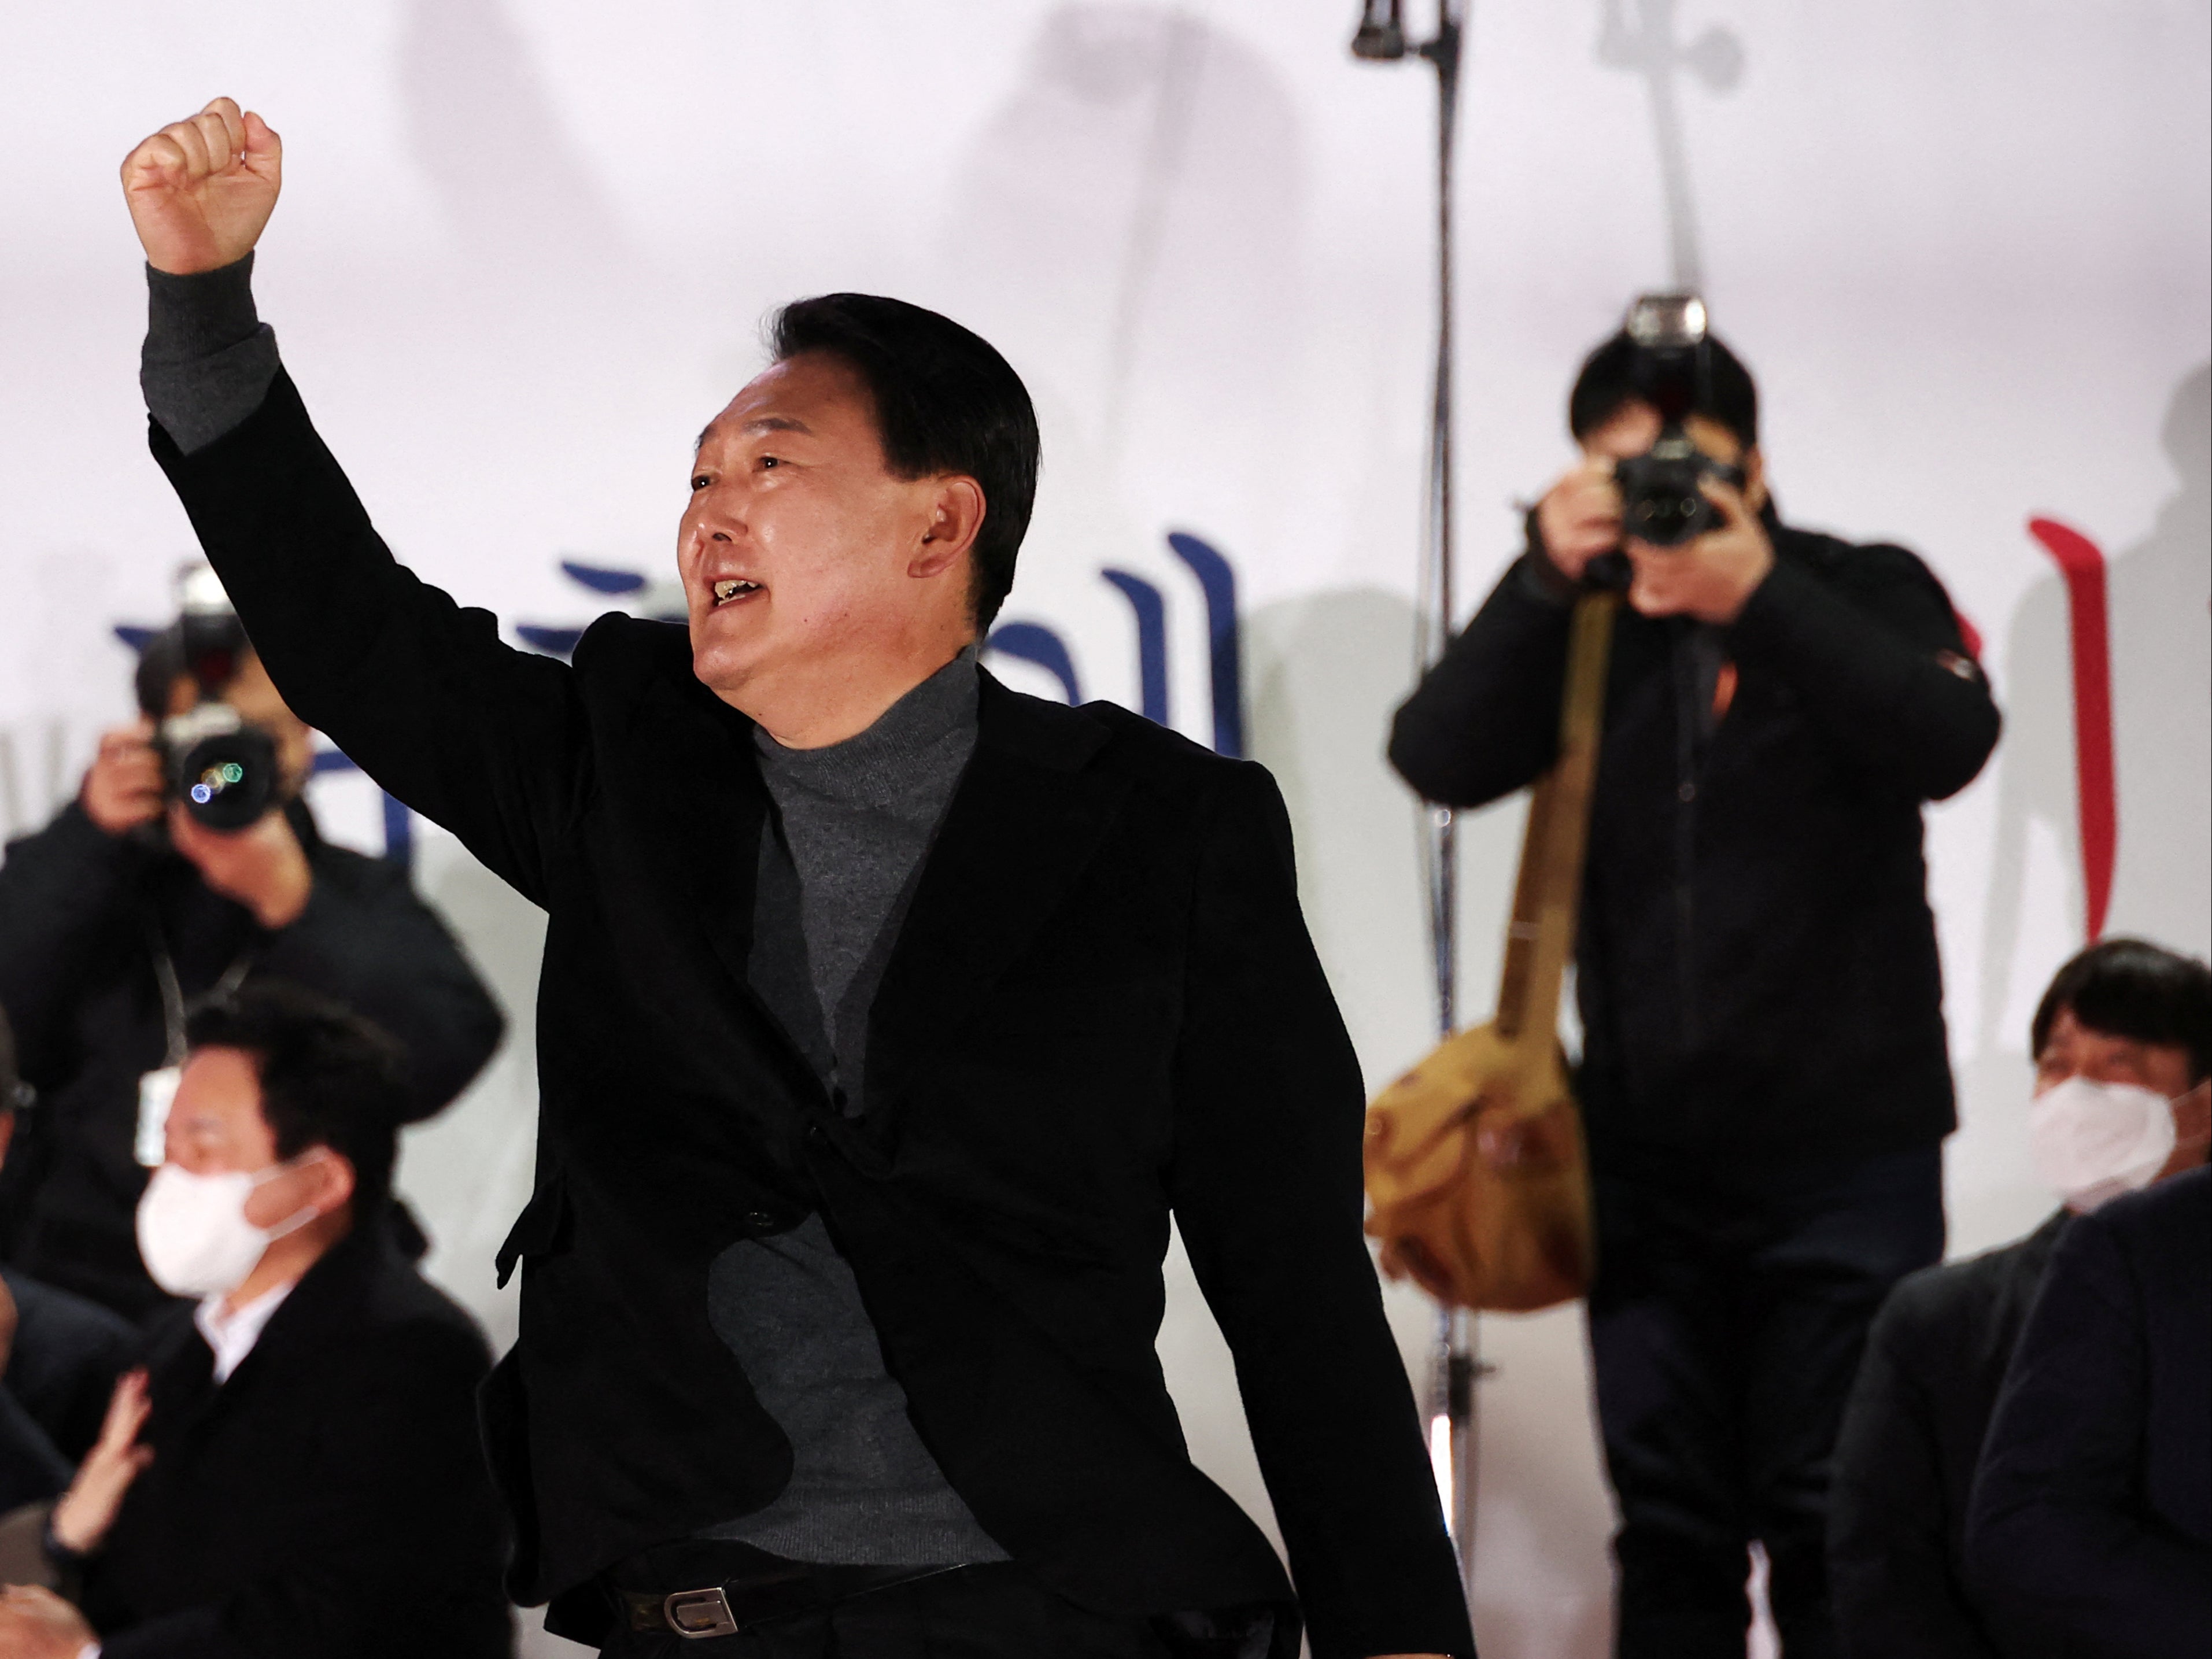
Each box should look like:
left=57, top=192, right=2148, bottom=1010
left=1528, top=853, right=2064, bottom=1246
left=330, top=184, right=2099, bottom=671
left=1570, top=329, right=1759, bottom=449
left=185, top=982, right=407, bottom=1214
left=2032, top=937, right=2212, bottom=1084
left=771, top=293, right=1040, bottom=630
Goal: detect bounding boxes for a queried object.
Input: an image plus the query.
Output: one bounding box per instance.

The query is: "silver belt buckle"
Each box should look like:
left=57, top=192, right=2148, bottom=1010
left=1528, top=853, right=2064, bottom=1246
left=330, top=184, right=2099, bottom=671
left=664, top=1586, right=741, bottom=1639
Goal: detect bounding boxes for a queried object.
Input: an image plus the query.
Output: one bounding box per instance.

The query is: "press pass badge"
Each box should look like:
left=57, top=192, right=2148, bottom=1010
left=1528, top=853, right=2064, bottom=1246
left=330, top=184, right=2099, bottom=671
left=136, top=1065, right=182, bottom=1168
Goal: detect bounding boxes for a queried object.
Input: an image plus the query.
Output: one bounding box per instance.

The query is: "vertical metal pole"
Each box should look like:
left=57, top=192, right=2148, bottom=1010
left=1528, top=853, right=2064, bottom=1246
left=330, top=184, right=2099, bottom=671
left=1420, top=0, right=1477, bottom=1609
left=1354, top=0, right=1477, bottom=1612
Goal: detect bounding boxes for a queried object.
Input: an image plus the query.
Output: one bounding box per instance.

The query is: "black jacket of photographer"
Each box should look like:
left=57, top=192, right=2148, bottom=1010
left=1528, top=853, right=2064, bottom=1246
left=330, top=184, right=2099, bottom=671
left=1390, top=512, right=1999, bottom=1167
left=0, top=797, right=504, bottom=1319
left=147, top=364, right=1471, bottom=1659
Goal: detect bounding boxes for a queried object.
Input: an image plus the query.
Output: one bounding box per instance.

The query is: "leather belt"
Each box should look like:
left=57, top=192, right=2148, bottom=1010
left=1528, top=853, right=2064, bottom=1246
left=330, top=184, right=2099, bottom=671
left=622, top=1562, right=965, bottom=1640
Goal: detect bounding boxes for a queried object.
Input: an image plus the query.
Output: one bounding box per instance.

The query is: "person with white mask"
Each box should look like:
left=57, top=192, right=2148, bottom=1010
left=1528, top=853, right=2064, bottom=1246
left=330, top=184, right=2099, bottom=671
left=0, top=982, right=507, bottom=1659
left=1827, top=937, right=2210, bottom=1658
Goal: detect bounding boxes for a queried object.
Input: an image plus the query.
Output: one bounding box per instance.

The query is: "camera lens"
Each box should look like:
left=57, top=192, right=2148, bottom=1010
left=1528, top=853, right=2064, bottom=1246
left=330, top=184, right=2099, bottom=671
left=174, top=729, right=278, bottom=831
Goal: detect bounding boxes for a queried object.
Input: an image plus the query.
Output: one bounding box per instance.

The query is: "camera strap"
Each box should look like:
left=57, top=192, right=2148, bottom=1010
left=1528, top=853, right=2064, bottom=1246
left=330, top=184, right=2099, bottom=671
left=138, top=911, right=254, bottom=1167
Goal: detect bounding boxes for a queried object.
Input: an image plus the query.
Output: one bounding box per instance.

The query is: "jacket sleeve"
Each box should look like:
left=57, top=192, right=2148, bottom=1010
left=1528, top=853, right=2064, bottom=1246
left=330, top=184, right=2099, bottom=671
left=0, top=805, right=150, bottom=1091
left=1965, top=1209, right=2211, bottom=1659
left=1168, top=762, right=1473, bottom=1659
left=1387, top=553, right=1575, bottom=808
left=253, top=847, right=505, bottom=1122
left=0, top=1385, right=72, bottom=1511
left=97, top=1320, right=507, bottom=1659
left=150, top=369, right=590, bottom=908
left=1726, top=544, right=1999, bottom=801
left=1826, top=1290, right=2002, bottom=1659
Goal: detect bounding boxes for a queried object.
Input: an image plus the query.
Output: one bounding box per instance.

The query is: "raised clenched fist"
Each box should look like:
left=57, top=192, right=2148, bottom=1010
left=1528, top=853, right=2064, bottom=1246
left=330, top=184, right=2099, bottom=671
left=121, top=97, right=282, bottom=275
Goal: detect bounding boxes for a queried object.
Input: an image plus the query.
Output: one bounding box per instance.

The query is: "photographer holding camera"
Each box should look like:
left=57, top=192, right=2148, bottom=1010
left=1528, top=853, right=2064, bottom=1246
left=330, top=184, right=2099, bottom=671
left=0, top=573, right=504, bottom=1322
left=1391, top=302, right=2000, bottom=1658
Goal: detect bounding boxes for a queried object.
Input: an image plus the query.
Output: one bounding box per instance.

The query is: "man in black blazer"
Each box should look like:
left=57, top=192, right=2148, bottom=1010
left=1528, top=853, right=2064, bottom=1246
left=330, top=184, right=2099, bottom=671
left=1966, top=1165, right=2211, bottom=1657
left=113, top=99, right=1471, bottom=1659
left=1829, top=938, right=2211, bottom=1658
left=0, top=984, right=509, bottom=1658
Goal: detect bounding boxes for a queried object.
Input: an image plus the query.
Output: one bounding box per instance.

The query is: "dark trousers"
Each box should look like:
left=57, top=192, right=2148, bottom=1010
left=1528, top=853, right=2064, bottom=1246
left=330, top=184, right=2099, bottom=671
left=1587, top=1145, right=1945, bottom=1659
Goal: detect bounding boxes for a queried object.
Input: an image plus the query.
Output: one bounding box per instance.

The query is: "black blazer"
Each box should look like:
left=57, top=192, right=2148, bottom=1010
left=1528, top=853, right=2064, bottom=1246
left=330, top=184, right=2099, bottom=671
left=1829, top=1212, right=2070, bottom=1658
left=1966, top=1167, right=2211, bottom=1658
left=152, top=371, right=1472, bottom=1659
left=81, top=1218, right=510, bottom=1658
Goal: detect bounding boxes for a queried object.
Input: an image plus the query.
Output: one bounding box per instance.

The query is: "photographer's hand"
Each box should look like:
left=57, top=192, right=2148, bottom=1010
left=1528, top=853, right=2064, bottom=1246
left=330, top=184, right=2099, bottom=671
left=1534, top=459, right=1624, bottom=583
left=121, top=97, right=281, bottom=276
left=79, top=719, right=166, bottom=837
left=170, top=802, right=312, bottom=930
left=1623, top=476, right=1774, bottom=625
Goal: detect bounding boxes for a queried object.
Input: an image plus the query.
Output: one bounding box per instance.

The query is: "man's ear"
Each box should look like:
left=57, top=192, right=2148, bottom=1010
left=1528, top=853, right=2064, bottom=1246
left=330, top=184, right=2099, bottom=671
left=303, top=1147, right=358, bottom=1217
left=0, top=1111, right=14, bottom=1173
left=911, top=476, right=985, bottom=580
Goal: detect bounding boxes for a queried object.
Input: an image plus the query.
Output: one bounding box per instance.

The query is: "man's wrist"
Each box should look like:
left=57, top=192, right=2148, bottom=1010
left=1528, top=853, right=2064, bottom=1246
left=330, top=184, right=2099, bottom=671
left=142, top=252, right=280, bottom=455
left=144, top=253, right=261, bottom=361
left=1516, top=509, right=1580, bottom=608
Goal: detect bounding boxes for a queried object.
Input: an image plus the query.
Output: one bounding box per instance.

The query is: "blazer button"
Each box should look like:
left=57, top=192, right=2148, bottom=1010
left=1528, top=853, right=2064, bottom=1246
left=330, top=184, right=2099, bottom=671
left=744, top=1210, right=776, bottom=1231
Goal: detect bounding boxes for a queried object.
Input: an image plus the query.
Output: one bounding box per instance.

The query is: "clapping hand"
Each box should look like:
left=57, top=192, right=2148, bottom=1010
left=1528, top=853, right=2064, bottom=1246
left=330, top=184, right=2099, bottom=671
left=49, top=1370, right=154, bottom=1558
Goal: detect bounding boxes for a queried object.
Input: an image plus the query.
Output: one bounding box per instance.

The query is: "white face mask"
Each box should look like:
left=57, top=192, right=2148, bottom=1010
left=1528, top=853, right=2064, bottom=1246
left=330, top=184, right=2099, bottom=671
left=135, top=1157, right=324, bottom=1299
left=2029, top=1076, right=2178, bottom=1213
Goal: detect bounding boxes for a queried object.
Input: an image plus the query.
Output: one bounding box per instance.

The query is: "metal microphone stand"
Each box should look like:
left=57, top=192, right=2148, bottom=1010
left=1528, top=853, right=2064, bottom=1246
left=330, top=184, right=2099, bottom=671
left=1350, top=0, right=1479, bottom=1610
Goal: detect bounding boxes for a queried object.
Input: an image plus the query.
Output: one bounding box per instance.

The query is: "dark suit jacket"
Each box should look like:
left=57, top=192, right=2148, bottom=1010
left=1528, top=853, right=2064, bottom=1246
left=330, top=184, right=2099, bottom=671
left=151, top=371, right=1473, bottom=1659
left=1829, top=1211, right=2070, bottom=1658
left=0, top=1267, right=139, bottom=1510
left=1966, top=1167, right=2212, bottom=1659
left=81, top=1217, right=510, bottom=1659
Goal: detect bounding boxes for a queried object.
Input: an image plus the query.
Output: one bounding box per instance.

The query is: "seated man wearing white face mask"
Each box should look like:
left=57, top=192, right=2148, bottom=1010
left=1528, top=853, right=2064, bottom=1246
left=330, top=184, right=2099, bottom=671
left=1827, top=937, right=2211, bottom=1659
left=0, top=982, right=508, bottom=1659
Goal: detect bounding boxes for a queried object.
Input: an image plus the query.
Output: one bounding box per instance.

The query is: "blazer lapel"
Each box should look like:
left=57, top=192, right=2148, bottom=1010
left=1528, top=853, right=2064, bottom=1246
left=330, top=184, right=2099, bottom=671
left=622, top=673, right=845, bottom=1118
left=629, top=674, right=769, bottom=1002
left=862, top=675, right=1127, bottom=1113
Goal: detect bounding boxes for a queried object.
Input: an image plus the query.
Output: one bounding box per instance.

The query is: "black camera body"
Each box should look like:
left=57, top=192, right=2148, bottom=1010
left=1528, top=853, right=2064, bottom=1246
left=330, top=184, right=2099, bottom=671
left=136, top=567, right=282, bottom=832
left=1615, top=430, right=1743, bottom=548
left=155, top=702, right=280, bottom=832
left=1609, top=292, right=1744, bottom=549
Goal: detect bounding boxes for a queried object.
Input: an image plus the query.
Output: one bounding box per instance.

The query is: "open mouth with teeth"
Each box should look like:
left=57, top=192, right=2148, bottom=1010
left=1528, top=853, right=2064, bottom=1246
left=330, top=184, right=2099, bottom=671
left=710, top=578, right=763, bottom=607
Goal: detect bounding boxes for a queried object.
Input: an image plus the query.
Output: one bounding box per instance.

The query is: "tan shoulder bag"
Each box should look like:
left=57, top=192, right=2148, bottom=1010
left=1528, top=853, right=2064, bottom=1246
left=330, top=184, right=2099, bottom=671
left=1363, top=590, right=1620, bottom=1313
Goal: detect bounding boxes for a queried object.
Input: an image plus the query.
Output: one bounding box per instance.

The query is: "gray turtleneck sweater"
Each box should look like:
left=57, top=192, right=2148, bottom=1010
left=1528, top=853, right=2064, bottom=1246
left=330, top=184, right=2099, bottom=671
left=140, top=260, right=1005, bottom=1566
left=708, top=649, right=1006, bottom=1564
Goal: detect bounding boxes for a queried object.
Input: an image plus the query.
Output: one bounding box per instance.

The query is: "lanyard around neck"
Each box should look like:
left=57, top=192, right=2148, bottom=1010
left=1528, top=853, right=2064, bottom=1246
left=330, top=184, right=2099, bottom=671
left=145, top=911, right=254, bottom=1067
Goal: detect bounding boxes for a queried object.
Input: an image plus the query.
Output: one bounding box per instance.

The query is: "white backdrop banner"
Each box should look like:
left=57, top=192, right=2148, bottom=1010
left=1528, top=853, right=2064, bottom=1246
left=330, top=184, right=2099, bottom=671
left=2, top=4, right=2206, bottom=1655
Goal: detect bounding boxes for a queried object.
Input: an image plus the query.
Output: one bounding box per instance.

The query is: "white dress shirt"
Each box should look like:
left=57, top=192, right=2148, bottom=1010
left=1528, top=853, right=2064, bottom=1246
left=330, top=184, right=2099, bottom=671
left=194, top=1280, right=296, bottom=1384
